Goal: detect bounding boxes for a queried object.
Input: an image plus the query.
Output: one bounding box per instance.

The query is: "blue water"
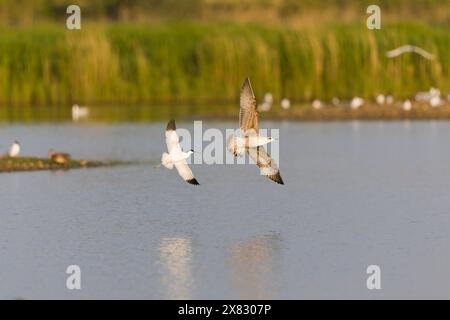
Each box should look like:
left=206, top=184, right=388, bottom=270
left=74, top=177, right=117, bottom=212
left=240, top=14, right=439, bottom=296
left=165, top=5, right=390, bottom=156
left=1, top=121, right=450, bottom=299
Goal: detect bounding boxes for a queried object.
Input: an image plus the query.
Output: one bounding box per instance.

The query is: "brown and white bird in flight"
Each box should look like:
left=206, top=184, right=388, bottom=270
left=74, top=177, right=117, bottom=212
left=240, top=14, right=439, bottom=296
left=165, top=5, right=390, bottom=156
left=161, top=119, right=200, bottom=185
left=227, top=77, right=284, bottom=185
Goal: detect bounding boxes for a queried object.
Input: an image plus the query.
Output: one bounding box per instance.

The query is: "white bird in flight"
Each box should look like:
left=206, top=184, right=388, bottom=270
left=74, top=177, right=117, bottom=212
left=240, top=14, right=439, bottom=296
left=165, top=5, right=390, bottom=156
left=386, top=45, right=434, bottom=60
left=227, top=78, right=284, bottom=185
left=8, top=140, right=20, bottom=157
left=161, top=119, right=199, bottom=185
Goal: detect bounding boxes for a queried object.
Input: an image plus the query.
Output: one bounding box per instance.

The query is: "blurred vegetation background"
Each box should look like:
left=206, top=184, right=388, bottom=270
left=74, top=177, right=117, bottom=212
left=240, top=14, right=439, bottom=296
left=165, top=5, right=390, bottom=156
left=0, top=0, right=448, bottom=106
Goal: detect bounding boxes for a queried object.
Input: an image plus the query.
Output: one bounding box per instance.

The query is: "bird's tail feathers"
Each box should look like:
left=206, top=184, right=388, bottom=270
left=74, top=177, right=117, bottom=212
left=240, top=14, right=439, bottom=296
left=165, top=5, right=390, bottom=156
left=161, top=152, right=174, bottom=169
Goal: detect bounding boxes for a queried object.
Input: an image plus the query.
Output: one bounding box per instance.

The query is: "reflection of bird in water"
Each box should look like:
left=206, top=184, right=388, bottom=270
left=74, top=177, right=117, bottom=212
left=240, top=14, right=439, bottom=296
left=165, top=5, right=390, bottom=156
left=48, top=149, right=71, bottom=164
left=158, top=236, right=194, bottom=300
left=228, top=234, right=280, bottom=299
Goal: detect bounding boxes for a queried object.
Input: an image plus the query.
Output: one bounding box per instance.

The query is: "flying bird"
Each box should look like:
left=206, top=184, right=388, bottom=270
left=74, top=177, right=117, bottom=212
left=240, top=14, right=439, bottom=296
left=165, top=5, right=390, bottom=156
left=161, top=119, right=199, bottom=185
left=227, top=78, right=284, bottom=185
left=386, top=45, right=434, bottom=60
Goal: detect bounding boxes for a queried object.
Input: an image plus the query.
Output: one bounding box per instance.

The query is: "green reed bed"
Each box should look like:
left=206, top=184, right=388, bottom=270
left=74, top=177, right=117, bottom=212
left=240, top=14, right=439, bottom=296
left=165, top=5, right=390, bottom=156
left=0, top=21, right=448, bottom=107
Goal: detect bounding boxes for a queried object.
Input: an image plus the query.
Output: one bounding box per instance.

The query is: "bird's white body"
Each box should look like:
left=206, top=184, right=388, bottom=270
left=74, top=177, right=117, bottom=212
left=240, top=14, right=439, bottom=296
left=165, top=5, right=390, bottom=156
left=72, top=104, right=89, bottom=121
left=161, top=120, right=199, bottom=185
left=376, top=94, right=385, bottom=105
left=430, top=95, right=442, bottom=107
left=350, top=97, right=364, bottom=109
left=402, top=100, right=412, bottom=111
left=257, top=93, right=273, bottom=112
left=8, top=142, right=20, bottom=157
left=415, top=88, right=442, bottom=107
left=386, top=95, right=394, bottom=105
left=161, top=150, right=193, bottom=169
left=312, top=99, right=323, bottom=110
left=238, top=135, right=273, bottom=148
left=281, top=98, right=291, bottom=110
left=227, top=135, right=274, bottom=157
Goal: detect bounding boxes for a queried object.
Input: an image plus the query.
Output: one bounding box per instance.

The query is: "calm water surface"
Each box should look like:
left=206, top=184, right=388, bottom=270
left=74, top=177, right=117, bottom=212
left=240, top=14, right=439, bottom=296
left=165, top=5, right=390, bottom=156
left=1, top=120, right=450, bottom=299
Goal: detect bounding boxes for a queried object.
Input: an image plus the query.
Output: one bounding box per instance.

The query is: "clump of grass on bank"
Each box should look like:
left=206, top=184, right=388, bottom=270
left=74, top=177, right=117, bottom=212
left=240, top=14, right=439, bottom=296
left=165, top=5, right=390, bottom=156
left=0, top=21, right=448, bottom=106
left=0, top=156, right=129, bottom=173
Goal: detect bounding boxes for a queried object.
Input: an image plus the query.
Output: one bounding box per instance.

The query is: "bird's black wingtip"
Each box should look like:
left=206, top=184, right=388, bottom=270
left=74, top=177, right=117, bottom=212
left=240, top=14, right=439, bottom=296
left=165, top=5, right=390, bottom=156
left=269, top=173, right=284, bottom=185
left=186, top=178, right=200, bottom=185
left=166, top=119, right=176, bottom=131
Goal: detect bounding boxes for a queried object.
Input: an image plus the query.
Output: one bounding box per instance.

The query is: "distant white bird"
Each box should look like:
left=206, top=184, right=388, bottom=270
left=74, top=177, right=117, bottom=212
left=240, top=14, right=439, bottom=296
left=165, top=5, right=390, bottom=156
left=430, top=95, right=442, bottom=107
left=257, top=92, right=273, bottom=112
left=429, top=88, right=442, bottom=107
left=430, top=87, right=441, bottom=97
left=402, top=100, right=412, bottom=111
left=227, top=78, right=284, bottom=185
left=72, top=104, right=89, bottom=121
left=312, top=99, right=323, bottom=110
left=415, top=91, right=429, bottom=102
left=415, top=87, right=442, bottom=106
left=376, top=94, right=385, bottom=105
left=8, top=141, right=20, bottom=157
left=350, top=97, right=364, bottom=109
left=280, top=98, right=291, bottom=110
left=161, top=119, right=199, bottom=185
left=331, top=97, right=340, bottom=106
left=386, top=95, right=394, bottom=105
left=386, top=45, right=434, bottom=60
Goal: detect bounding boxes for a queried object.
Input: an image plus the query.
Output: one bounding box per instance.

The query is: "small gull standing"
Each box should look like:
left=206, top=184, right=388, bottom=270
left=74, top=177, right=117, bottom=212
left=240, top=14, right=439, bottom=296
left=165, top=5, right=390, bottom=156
left=8, top=141, right=20, bottom=158
left=280, top=98, right=291, bottom=110
left=350, top=97, right=364, bottom=109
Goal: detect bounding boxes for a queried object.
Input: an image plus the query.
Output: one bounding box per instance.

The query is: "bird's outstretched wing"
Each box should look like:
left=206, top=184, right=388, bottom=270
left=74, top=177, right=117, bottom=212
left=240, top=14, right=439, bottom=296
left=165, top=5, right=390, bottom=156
left=247, top=146, right=284, bottom=185
left=174, top=160, right=200, bottom=185
left=386, top=45, right=434, bottom=60
left=239, top=78, right=259, bottom=135
left=165, top=119, right=182, bottom=154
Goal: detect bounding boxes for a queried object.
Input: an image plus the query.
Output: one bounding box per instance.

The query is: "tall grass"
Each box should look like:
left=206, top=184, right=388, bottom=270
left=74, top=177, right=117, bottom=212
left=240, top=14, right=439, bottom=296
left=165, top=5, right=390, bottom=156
left=0, top=21, right=448, bottom=106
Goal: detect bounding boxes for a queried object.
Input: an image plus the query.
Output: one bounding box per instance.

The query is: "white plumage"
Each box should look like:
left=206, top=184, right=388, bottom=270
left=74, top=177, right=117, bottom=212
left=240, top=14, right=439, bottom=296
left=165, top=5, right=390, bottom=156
left=161, top=120, right=199, bottom=185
